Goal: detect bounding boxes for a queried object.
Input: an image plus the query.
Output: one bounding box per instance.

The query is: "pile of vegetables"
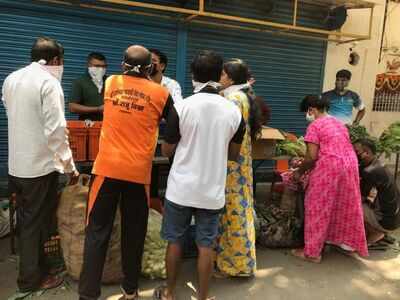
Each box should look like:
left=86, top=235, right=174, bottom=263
left=378, top=122, right=400, bottom=158
left=275, top=136, right=306, bottom=157
left=141, top=209, right=167, bottom=279
left=346, top=124, right=371, bottom=144
left=274, top=122, right=400, bottom=159
left=347, top=123, right=400, bottom=158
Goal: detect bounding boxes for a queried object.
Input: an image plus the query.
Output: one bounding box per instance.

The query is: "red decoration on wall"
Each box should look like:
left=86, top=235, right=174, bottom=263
left=375, top=74, right=400, bottom=94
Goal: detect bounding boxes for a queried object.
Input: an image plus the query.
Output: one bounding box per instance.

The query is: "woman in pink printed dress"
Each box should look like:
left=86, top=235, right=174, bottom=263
left=292, top=95, right=368, bottom=263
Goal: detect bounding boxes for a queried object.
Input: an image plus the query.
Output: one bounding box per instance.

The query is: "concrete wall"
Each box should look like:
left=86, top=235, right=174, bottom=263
left=323, top=0, right=400, bottom=138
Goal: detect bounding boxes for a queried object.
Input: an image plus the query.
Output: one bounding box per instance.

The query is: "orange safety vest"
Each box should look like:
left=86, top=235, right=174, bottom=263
left=92, top=74, right=169, bottom=185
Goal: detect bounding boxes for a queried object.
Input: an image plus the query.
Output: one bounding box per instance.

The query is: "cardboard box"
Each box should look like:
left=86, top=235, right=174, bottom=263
left=252, top=127, right=285, bottom=160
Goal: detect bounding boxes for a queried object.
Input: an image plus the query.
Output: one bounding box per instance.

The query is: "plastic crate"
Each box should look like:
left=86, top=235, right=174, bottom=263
left=44, top=235, right=61, bottom=256
left=88, top=121, right=102, bottom=161
left=67, top=121, right=87, bottom=162
left=44, top=235, right=65, bottom=272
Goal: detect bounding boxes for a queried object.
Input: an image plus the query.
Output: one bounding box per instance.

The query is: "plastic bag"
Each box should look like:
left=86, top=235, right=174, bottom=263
left=141, top=209, right=167, bottom=279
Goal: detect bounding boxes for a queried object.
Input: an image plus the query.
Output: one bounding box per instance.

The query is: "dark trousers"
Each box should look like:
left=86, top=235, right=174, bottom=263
left=8, top=172, right=59, bottom=292
left=79, top=177, right=149, bottom=300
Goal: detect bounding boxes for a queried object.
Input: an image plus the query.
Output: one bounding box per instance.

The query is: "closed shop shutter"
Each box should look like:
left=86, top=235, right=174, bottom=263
left=185, top=1, right=326, bottom=136
left=0, top=0, right=179, bottom=170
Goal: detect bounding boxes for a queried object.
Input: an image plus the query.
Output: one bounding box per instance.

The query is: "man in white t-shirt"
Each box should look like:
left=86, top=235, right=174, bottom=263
left=154, top=50, right=245, bottom=300
left=150, top=48, right=183, bottom=103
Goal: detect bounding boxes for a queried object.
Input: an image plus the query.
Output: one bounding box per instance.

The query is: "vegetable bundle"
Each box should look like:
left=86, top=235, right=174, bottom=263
left=347, top=123, right=400, bottom=158
left=346, top=124, right=371, bottom=143
left=379, top=122, right=400, bottom=158
left=275, top=137, right=306, bottom=157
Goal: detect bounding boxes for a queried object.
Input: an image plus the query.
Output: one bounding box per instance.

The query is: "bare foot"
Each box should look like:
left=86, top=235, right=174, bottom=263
left=367, top=232, right=385, bottom=246
left=291, top=248, right=321, bottom=263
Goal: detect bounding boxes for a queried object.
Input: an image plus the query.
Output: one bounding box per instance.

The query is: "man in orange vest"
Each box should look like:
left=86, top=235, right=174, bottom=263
left=78, top=45, right=173, bottom=300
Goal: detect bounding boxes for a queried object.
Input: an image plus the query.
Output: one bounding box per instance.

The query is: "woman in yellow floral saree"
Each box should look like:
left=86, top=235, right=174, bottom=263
left=215, top=59, right=263, bottom=277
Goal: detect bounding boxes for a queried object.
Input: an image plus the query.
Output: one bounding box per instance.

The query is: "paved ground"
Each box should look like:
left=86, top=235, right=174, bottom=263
left=1, top=184, right=400, bottom=300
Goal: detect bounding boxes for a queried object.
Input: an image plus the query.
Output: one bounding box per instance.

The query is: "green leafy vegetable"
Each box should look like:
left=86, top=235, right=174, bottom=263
left=275, top=137, right=306, bottom=157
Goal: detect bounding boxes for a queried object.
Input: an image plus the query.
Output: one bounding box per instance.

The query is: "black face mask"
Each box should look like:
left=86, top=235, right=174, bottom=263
left=357, top=152, right=370, bottom=167
left=150, top=63, right=159, bottom=76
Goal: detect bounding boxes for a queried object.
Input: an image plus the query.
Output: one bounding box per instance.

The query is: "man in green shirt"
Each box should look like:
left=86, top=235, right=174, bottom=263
left=69, top=52, right=107, bottom=121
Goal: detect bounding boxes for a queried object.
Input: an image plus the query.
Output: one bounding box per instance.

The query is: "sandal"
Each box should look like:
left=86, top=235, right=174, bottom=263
left=332, top=245, right=357, bottom=257
left=153, top=285, right=169, bottom=300
left=118, top=286, right=139, bottom=300
left=291, top=249, right=321, bottom=263
left=7, top=291, right=33, bottom=300
left=383, top=234, right=396, bottom=245
left=213, top=269, right=229, bottom=279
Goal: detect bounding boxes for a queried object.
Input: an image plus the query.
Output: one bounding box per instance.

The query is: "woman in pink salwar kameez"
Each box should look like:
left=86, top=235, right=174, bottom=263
left=292, top=95, right=368, bottom=263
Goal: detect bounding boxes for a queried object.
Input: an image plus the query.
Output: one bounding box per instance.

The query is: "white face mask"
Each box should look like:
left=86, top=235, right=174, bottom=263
left=221, top=83, right=251, bottom=97
left=306, top=112, right=315, bottom=123
left=88, top=67, right=106, bottom=93
left=38, top=59, right=64, bottom=82
left=45, top=65, right=64, bottom=82
left=88, top=67, right=106, bottom=82
left=192, top=80, right=221, bottom=93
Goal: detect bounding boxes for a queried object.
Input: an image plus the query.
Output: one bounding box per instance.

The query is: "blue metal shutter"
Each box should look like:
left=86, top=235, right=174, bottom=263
left=184, top=1, right=327, bottom=136
left=0, top=0, right=178, bottom=172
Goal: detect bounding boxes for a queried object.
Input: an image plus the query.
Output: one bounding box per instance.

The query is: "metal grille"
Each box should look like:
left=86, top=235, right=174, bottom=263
left=373, top=91, right=400, bottom=112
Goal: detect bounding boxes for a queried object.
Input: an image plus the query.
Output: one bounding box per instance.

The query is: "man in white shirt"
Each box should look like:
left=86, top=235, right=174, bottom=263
left=1, top=37, right=78, bottom=294
left=150, top=48, right=183, bottom=103
left=154, top=50, right=245, bottom=300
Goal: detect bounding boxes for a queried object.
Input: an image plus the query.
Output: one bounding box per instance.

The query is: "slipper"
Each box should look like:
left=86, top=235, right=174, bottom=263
left=213, top=269, right=229, bottom=279
left=368, top=243, right=390, bottom=251
left=383, top=234, right=396, bottom=245
left=332, top=245, right=357, bottom=257
left=118, top=291, right=138, bottom=300
left=153, top=285, right=169, bottom=300
left=7, top=291, right=33, bottom=300
left=291, top=249, right=321, bottom=263
left=118, top=286, right=139, bottom=300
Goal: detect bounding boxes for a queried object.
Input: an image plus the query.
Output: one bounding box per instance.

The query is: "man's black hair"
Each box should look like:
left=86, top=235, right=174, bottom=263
left=31, top=37, right=64, bottom=62
left=300, top=95, right=330, bottom=112
left=87, top=52, right=106, bottom=62
left=149, top=48, right=168, bottom=71
left=191, top=50, right=223, bottom=83
left=336, top=69, right=352, bottom=80
left=355, top=138, right=377, bottom=155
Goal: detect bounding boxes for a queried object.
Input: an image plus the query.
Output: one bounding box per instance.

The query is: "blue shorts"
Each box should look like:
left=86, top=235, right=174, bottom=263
left=161, top=199, right=222, bottom=248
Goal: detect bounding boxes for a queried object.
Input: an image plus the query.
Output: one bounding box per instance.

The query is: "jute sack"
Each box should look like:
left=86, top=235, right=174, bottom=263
left=57, top=175, right=123, bottom=283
